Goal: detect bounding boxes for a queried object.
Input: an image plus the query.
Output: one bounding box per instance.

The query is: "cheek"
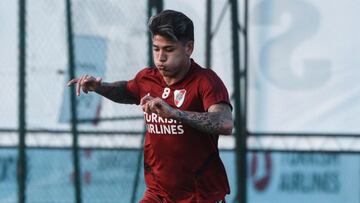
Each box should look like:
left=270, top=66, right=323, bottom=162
left=152, top=52, right=159, bottom=59
left=168, top=53, right=185, bottom=65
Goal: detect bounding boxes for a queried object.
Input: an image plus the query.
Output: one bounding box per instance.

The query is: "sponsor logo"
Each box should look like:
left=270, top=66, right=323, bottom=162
left=144, top=112, right=184, bottom=135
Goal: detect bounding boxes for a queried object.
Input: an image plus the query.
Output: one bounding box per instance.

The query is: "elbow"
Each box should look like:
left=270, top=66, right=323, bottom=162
left=221, top=120, right=234, bottom=135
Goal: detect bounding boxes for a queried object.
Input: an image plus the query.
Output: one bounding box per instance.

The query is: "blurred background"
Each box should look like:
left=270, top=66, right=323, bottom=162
left=1, top=0, right=360, bottom=202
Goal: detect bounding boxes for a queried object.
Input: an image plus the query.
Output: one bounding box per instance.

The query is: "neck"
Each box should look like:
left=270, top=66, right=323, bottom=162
left=163, top=59, right=191, bottom=86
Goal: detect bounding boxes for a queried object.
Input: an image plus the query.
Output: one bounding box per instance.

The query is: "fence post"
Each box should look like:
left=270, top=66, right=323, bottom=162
left=230, top=0, right=247, bottom=202
left=205, top=0, right=212, bottom=68
left=65, top=0, right=82, bottom=202
left=18, top=0, right=27, bottom=202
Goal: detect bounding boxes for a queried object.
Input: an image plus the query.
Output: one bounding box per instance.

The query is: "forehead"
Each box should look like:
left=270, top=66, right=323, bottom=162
left=152, top=35, right=180, bottom=46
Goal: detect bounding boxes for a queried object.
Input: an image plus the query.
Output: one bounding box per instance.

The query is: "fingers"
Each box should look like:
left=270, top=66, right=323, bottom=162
left=140, top=97, right=175, bottom=118
left=82, top=85, right=88, bottom=94
left=149, top=100, right=163, bottom=114
left=67, top=78, right=78, bottom=86
left=76, top=75, right=85, bottom=96
left=141, top=97, right=164, bottom=114
left=81, top=75, right=93, bottom=94
left=140, top=94, right=154, bottom=106
left=67, top=75, right=97, bottom=96
left=141, top=95, right=153, bottom=113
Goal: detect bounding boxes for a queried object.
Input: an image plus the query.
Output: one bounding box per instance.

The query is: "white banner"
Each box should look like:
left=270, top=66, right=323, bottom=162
left=247, top=152, right=360, bottom=203
left=248, top=0, right=360, bottom=134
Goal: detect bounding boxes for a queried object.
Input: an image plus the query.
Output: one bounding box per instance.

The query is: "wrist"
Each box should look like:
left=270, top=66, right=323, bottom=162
left=94, top=81, right=103, bottom=92
left=172, top=108, right=184, bottom=121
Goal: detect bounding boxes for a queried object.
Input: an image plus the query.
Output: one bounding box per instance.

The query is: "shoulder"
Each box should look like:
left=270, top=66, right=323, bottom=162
left=191, top=60, right=222, bottom=79
left=137, top=67, right=157, bottom=76
left=193, top=65, right=224, bottom=85
left=190, top=62, right=228, bottom=94
left=134, top=67, right=159, bottom=80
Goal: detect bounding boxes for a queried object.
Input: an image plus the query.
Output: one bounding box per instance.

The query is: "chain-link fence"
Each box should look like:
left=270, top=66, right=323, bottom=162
left=2, top=0, right=360, bottom=203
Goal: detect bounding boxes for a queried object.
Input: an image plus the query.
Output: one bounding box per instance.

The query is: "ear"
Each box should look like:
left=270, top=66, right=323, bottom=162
left=185, top=41, right=194, bottom=56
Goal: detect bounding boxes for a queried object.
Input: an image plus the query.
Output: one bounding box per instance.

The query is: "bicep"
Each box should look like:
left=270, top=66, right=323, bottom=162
left=208, top=103, right=232, bottom=119
left=207, top=103, right=233, bottom=135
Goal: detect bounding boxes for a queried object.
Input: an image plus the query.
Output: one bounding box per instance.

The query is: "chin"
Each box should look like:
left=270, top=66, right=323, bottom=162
left=160, top=72, right=171, bottom=77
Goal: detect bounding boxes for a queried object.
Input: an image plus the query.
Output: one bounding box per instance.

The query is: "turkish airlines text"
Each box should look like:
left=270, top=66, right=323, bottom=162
left=144, top=112, right=184, bottom=135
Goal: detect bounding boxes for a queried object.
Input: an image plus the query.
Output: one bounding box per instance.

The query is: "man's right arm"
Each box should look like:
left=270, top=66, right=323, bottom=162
left=95, top=81, right=137, bottom=104
left=68, top=75, right=137, bottom=104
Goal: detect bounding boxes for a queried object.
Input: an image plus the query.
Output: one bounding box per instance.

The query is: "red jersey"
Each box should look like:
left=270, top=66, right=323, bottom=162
left=126, top=59, right=231, bottom=202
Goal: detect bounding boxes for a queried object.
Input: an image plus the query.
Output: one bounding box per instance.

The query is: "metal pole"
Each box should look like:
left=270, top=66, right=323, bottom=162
left=65, top=0, right=82, bottom=202
left=130, top=1, right=163, bottom=202
left=230, top=0, right=247, bottom=202
left=242, top=0, right=249, bottom=202
left=18, top=0, right=27, bottom=202
left=205, top=0, right=212, bottom=68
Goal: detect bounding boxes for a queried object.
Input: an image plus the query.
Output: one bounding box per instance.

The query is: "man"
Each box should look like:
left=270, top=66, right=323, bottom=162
left=68, top=10, right=233, bottom=203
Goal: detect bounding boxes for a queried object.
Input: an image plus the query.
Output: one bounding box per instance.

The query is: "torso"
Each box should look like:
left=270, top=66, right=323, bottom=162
left=127, top=60, right=230, bottom=202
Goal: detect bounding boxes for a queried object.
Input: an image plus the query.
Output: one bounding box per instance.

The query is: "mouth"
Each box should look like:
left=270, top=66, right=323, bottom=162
left=157, top=64, right=167, bottom=71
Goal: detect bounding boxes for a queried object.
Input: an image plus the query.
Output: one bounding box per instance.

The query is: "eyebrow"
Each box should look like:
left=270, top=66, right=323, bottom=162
left=152, top=44, right=176, bottom=49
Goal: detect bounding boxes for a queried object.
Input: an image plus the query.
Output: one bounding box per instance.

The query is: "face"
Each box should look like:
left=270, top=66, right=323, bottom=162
left=152, top=35, right=193, bottom=79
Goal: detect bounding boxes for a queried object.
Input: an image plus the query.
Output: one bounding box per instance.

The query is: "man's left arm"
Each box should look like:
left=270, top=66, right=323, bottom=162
left=176, top=103, right=233, bottom=135
left=141, top=95, right=233, bottom=135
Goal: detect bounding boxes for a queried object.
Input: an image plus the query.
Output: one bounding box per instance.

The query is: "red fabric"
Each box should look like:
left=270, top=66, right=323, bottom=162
left=127, top=59, right=231, bottom=202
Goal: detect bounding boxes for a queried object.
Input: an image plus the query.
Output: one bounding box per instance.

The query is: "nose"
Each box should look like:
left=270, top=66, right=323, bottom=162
left=158, top=50, right=167, bottom=62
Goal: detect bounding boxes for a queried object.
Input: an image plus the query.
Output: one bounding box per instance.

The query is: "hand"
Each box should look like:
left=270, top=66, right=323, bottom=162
left=140, top=94, right=178, bottom=118
left=67, top=75, right=102, bottom=96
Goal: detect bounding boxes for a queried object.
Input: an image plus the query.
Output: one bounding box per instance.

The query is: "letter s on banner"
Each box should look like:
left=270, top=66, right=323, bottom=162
left=252, top=0, right=331, bottom=89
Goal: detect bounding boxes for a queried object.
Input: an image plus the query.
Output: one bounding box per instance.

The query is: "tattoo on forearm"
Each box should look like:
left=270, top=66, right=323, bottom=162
left=95, top=81, right=136, bottom=104
left=176, top=108, right=231, bottom=135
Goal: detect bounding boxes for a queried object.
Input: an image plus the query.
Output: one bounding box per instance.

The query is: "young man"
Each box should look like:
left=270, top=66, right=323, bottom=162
left=68, top=10, right=233, bottom=203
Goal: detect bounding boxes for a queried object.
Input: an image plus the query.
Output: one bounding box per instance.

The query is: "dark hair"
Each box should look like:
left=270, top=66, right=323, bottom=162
left=148, top=10, right=194, bottom=43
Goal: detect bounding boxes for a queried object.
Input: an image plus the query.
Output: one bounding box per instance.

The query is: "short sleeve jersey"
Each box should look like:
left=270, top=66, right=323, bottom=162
left=126, top=59, right=231, bottom=202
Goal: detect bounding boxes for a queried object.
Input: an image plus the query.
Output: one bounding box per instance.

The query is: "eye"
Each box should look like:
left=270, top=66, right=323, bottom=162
left=165, top=48, right=174, bottom=52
